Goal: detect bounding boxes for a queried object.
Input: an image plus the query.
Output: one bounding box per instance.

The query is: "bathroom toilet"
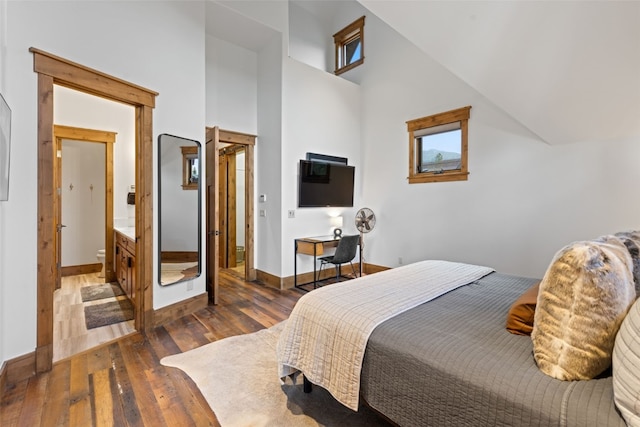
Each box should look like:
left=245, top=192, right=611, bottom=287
left=97, top=249, right=106, bottom=278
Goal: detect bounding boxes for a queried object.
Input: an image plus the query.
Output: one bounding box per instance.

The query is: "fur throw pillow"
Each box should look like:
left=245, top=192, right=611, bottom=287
left=615, top=230, right=640, bottom=298
left=531, top=236, right=636, bottom=380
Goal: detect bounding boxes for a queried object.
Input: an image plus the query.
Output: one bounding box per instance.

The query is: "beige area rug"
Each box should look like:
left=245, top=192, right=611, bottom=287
left=160, top=322, right=390, bottom=427
left=84, top=298, right=134, bottom=329
left=80, top=282, right=125, bottom=302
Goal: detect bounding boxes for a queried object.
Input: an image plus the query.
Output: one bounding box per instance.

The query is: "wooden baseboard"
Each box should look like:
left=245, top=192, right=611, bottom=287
left=160, top=251, right=199, bottom=263
left=262, top=262, right=391, bottom=290
left=62, top=263, right=102, bottom=277
left=1, top=351, right=36, bottom=389
left=256, top=269, right=283, bottom=290
left=363, top=262, right=390, bottom=274
left=153, top=292, right=208, bottom=327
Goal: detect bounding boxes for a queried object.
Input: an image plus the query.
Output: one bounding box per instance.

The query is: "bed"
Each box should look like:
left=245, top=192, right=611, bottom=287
left=277, top=259, right=633, bottom=427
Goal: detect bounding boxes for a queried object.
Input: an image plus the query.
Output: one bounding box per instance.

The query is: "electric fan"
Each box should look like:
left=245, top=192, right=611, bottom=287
left=355, top=208, right=376, bottom=269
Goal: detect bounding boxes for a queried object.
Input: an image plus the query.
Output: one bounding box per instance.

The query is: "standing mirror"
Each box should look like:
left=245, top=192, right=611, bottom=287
left=158, top=133, right=202, bottom=286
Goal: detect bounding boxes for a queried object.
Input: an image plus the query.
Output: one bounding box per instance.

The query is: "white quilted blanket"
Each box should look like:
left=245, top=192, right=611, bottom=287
left=276, top=259, right=495, bottom=411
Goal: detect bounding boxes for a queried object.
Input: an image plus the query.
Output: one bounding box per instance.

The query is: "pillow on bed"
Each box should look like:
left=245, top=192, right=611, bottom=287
left=612, top=297, right=640, bottom=426
left=531, top=236, right=636, bottom=380
left=506, top=282, right=540, bottom=336
left=615, top=230, right=640, bottom=297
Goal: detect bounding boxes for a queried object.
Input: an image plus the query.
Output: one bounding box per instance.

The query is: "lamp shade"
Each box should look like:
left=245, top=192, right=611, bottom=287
left=330, top=216, right=343, bottom=228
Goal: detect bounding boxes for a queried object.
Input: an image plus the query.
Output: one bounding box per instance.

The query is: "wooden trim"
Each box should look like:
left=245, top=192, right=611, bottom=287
left=152, top=293, right=208, bottom=327
left=363, top=262, right=391, bottom=274
left=54, top=125, right=117, bottom=283
left=333, top=16, right=366, bottom=75
left=256, top=269, right=285, bottom=290
left=2, top=352, right=36, bottom=387
left=261, top=263, right=390, bottom=290
left=36, top=72, right=55, bottom=373
left=53, top=124, right=116, bottom=143
left=218, top=129, right=256, bottom=145
left=61, top=263, right=102, bottom=277
left=406, top=106, right=471, bottom=132
left=245, top=144, right=256, bottom=281
left=136, top=105, right=154, bottom=332
left=33, top=48, right=157, bottom=372
left=160, top=251, right=199, bottom=263
left=407, top=106, right=471, bottom=184
left=30, top=48, right=157, bottom=107
left=207, top=127, right=257, bottom=285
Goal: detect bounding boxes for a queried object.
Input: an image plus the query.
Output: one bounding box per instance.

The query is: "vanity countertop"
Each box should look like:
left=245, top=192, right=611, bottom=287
left=115, top=226, right=136, bottom=241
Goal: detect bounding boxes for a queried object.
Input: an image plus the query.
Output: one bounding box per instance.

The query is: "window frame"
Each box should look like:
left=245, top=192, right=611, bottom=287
left=406, top=106, right=471, bottom=184
left=333, top=16, right=365, bottom=76
left=181, top=145, right=199, bottom=190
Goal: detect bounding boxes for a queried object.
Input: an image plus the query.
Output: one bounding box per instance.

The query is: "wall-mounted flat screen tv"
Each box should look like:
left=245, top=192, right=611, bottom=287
left=298, top=160, right=355, bottom=207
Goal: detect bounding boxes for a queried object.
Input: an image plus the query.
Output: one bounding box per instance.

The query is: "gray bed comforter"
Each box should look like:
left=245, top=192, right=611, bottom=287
left=360, top=272, right=626, bottom=427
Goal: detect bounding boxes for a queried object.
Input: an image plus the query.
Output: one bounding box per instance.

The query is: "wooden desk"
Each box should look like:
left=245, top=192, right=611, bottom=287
left=294, top=235, right=361, bottom=290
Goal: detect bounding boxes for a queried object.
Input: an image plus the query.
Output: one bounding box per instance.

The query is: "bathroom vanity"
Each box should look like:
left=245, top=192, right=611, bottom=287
left=115, top=229, right=136, bottom=304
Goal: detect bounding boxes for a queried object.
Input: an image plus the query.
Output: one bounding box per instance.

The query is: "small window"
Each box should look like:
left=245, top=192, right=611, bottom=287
left=181, top=146, right=199, bottom=190
left=406, top=106, right=471, bottom=184
left=333, top=16, right=365, bottom=75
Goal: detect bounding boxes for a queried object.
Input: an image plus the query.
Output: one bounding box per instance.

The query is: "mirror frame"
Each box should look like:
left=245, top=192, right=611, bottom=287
left=158, top=133, right=202, bottom=286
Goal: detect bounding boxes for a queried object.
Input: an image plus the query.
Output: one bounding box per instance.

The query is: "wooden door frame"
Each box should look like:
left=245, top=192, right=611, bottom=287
left=205, top=127, right=256, bottom=303
left=32, top=48, right=157, bottom=373
left=54, top=125, right=116, bottom=285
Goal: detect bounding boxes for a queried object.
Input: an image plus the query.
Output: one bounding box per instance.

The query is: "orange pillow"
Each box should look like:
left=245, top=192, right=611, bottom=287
left=506, top=282, right=540, bottom=336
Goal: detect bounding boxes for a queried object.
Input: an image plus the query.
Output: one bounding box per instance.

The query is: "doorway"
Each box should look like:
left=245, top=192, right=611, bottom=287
left=33, top=48, right=157, bottom=373
left=219, top=145, right=246, bottom=278
left=205, top=127, right=256, bottom=304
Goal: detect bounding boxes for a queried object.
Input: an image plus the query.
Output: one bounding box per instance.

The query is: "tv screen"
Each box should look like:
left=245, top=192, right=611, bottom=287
left=298, top=160, right=355, bottom=207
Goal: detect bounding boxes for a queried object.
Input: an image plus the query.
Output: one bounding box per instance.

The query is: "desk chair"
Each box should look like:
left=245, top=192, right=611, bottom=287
left=317, top=234, right=360, bottom=283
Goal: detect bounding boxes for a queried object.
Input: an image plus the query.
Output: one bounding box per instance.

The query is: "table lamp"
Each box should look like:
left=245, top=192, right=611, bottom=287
left=331, top=215, right=343, bottom=239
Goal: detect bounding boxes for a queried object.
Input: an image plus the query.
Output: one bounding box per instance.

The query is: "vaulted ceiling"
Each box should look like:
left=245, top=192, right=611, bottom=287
left=358, top=1, right=640, bottom=145
left=206, top=1, right=640, bottom=146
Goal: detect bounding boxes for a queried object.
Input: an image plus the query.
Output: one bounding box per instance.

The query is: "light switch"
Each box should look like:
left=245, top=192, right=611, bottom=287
left=259, top=194, right=267, bottom=203
left=260, top=209, right=266, bottom=217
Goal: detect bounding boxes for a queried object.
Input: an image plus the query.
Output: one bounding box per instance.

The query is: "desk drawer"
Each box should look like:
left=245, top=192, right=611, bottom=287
left=297, top=239, right=338, bottom=256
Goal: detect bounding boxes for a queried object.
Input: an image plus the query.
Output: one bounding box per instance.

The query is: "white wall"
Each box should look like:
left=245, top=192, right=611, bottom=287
left=61, top=140, right=106, bottom=267
left=358, top=9, right=640, bottom=278
left=205, top=35, right=258, bottom=133
left=280, top=58, right=361, bottom=277
left=256, top=34, right=284, bottom=277
left=2, top=0, right=206, bottom=363
left=0, top=0, right=8, bottom=372
left=288, top=2, right=330, bottom=72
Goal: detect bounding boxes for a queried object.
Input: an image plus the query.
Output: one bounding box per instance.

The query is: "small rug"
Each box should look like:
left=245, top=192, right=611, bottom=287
left=80, top=282, right=125, bottom=302
left=84, top=299, right=134, bottom=330
left=160, top=322, right=390, bottom=427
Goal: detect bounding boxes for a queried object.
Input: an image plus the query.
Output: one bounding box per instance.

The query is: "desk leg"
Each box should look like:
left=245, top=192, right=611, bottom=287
left=313, top=243, right=318, bottom=288
left=359, top=240, right=363, bottom=277
left=294, top=240, right=298, bottom=289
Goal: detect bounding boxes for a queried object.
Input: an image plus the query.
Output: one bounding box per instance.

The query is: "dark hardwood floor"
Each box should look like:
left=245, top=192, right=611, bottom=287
left=0, top=272, right=304, bottom=426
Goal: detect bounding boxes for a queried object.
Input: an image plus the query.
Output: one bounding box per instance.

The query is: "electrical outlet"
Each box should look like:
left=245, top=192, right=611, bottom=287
left=260, top=209, right=267, bottom=217
left=288, top=210, right=295, bottom=218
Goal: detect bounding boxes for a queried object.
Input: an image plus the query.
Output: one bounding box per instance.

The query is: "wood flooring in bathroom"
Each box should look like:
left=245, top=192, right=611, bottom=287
left=53, top=273, right=136, bottom=362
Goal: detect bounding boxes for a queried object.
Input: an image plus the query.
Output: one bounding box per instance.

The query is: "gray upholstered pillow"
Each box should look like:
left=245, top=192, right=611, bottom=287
left=532, top=236, right=636, bottom=380
left=615, top=230, right=640, bottom=298
left=613, top=297, right=640, bottom=426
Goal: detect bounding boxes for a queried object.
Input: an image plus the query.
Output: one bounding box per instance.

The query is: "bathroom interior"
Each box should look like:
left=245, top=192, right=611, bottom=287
left=53, top=85, right=137, bottom=362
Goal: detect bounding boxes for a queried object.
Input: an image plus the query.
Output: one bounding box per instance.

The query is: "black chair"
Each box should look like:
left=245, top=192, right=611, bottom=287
left=317, top=234, right=360, bottom=284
